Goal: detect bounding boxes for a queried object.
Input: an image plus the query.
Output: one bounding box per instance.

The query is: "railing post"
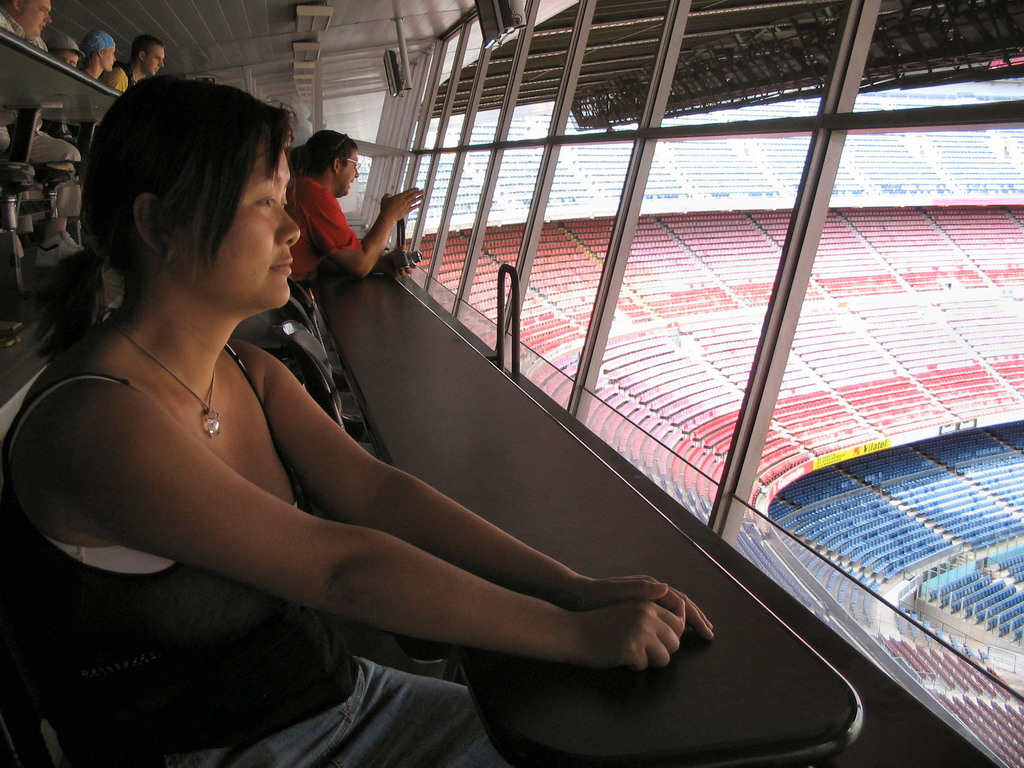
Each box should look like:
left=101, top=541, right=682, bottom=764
left=492, top=264, right=521, bottom=376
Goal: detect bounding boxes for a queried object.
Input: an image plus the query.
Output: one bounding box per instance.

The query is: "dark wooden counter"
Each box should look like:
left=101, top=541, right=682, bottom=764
left=317, top=275, right=996, bottom=768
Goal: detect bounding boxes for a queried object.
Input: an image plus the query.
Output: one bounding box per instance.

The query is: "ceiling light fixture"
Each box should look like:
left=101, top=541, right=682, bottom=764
left=296, top=4, right=333, bottom=33
left=293, top=41, right=321, bottom=61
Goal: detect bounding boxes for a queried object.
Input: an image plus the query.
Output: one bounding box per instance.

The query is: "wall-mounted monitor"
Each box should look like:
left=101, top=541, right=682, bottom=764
left=384, top=49, right=407, bottom=97
left=475, top=0, right=526, bottom=49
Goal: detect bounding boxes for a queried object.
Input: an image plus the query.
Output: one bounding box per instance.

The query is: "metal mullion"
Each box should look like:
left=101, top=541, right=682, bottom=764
left=448, top=40, right=496, bottom=312
left=455, top=0, right=541, bottom=317
left=403, top=47, right=445, bottom=194
left=428, top=36, right=493, bottom=292
left=548, top=0, right=599, bottom=137
left=417, top=27, right=473, bottom=280
left=569, top=0, right=694, bottom=418
left=709, top=0, right=883, bottom=542
left=493, top=0, right=539, bottom=144
left=453, top=143, right=506, bottom=324
left=409, top=39, right=447, bottom=155
left=372, top=73, right=423, bottom=217
left=426, top=150, right=470, bottom=286
left=434, top=27, right=473, bottom=151
left=412, top=152, right=442, bottom=257
left=409, top=35, right=455, bottom=251
left=312, top=63, right=324, bottom=132
left=516, top=0, right=598, bottom=296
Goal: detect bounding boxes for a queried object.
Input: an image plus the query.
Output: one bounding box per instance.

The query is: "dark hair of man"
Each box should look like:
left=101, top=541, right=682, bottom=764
left=292, top=129, right=357, bottom=177
left=37, top=76, right=293, bottom=357
left=130, top=34, right=164, bottom=62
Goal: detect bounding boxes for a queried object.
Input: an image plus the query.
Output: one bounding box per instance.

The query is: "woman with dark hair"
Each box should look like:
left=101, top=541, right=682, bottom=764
left=286, top=128, right=424, bottom=282
left=0, top=77, right=712, bottom=767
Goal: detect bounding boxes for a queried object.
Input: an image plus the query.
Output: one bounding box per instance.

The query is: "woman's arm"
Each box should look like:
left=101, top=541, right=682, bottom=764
left=12, top=358, right=707, bottom=670
left=248, top=345, right=713, bottom=641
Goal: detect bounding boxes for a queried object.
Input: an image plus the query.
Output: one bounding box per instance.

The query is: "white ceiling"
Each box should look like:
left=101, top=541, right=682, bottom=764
left=49, top=0, right=475, bottom=141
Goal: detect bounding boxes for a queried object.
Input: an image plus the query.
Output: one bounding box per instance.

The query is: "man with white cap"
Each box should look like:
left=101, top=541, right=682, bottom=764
left=38, top=30, right=83, bottom=145
left=44, top=28, right=82, bottom=67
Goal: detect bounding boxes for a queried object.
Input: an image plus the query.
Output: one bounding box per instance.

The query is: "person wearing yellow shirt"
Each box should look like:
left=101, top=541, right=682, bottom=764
left=100, top=34, right=165, bottom=91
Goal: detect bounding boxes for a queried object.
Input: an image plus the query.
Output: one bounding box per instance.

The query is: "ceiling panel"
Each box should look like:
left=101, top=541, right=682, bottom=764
left=49, top=0, right=473, bottom=118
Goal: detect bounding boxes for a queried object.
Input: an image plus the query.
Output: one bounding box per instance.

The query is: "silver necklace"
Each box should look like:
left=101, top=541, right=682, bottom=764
left=111, top=320, right=221, bottom=438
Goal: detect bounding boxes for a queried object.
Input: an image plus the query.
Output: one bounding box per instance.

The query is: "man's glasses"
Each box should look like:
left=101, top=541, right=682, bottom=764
left=330, top=133, right=360, bottom=172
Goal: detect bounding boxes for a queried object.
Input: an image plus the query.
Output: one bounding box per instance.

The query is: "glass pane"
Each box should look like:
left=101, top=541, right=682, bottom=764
left=415, top=152, right=456, bottom=278
left=511, top=102, right=555, bottom=141
left=525, top=354, right=576, bottom=411
left=758, top=127, right=1024, bottom=755
left=663, top=1, right=845, bottom=126
left=435, top=150, right=491, bottom=298
left=420, top=33, right=462, bottom=151
left=854, top=1, right=1024, bottom=112
left=855, top=81, right=1024, bottom=115
left=466, top=13, right=533, bottom=145
left=470, top=108, right=500, bottom=145
left=439, top=27, right=485, bottom=148
left=578, top=384, right=718, bottom=521
left=589, top=135, right=808, bottom=515
left=508, top=3, right=576, bottom=140
left=766, top=126, right=1024, bottom=501
left=465, top=148, right=545, bottom=319
left=405, top=156, right=429, bottom=262
left=520, top=142, right=632, bottom=380
left=737, top=504, right=1024, bottom=765
left=662, top=99, right=821, bottom=128
left=442, top=113, right=467, bottom=149
left=836, top=128, right=1024, bottom=203
left=565, top=0, right=669, bottom=135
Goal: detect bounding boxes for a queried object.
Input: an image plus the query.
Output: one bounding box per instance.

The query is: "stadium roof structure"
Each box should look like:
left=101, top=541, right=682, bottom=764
left=439, top=0, right=1024, bottom=128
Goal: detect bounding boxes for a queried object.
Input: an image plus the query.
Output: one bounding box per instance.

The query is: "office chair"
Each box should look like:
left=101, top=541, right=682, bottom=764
left=271, top=320, right=452, bottom=670
left=272, top=320, right=345, bottom=426
left=285, top=280, right=353, bottom=388
left=0, top=161, right=43, bottom=294
left=0, top=605, right=59, bottom=768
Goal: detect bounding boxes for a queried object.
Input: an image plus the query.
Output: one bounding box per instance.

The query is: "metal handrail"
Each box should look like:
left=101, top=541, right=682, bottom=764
left=493, top=263, right=521, bottom=376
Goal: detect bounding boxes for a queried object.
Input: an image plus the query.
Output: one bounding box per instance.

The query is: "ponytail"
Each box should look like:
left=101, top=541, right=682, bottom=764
left=35, top=248, right=106, bottom=359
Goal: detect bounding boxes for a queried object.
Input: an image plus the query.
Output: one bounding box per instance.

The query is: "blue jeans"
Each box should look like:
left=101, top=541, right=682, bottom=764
left=164, top=657, right=513, bottom=767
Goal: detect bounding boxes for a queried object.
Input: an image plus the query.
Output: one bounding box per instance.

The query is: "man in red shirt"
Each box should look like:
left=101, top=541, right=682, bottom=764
left=286, top=130, right=423, bottom=282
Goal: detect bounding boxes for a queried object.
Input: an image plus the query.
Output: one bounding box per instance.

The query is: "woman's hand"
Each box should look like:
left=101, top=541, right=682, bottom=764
left=561, top=599, right=685, bottom=670
left=556, top=574, right=714, bottom=644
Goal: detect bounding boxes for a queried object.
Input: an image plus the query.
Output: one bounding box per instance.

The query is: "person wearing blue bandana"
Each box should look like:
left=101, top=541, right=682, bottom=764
left=81, top=29, right=121, bottom=87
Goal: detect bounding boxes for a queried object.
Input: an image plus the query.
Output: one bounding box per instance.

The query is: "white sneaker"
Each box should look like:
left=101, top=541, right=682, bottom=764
left=35, top=231, right=82, bottom=268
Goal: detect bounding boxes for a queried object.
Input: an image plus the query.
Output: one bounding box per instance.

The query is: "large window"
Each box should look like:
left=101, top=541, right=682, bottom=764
left=464, top=148, right=545, bottom=319
left=563, top=0, right=670, bottom=135
left=405, top=1, right=1024, bottom=758
left=518, top=142, right=632, bottom=378
left=587, top=135, right=810, bottom=516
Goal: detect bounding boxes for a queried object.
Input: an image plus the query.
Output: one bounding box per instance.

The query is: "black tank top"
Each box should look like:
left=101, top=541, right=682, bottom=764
left=0, top=352, right=356, bottom=767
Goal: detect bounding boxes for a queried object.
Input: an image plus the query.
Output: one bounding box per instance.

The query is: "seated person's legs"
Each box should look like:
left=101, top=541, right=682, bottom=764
left=164, top=659, right=512, bottom=768
left=27, top=134, right=82, bottom=266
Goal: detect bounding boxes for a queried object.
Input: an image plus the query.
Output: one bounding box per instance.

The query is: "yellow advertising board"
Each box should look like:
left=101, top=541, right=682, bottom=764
left=812, top=438, right=892, bottom=471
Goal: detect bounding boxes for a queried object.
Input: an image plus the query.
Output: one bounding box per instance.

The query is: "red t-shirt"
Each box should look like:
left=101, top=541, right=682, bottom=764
left=286, top=176, right=361, bottom=282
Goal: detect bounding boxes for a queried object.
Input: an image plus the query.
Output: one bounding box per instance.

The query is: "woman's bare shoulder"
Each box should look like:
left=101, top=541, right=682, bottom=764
left=228, top=338, right=290, bottom=382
